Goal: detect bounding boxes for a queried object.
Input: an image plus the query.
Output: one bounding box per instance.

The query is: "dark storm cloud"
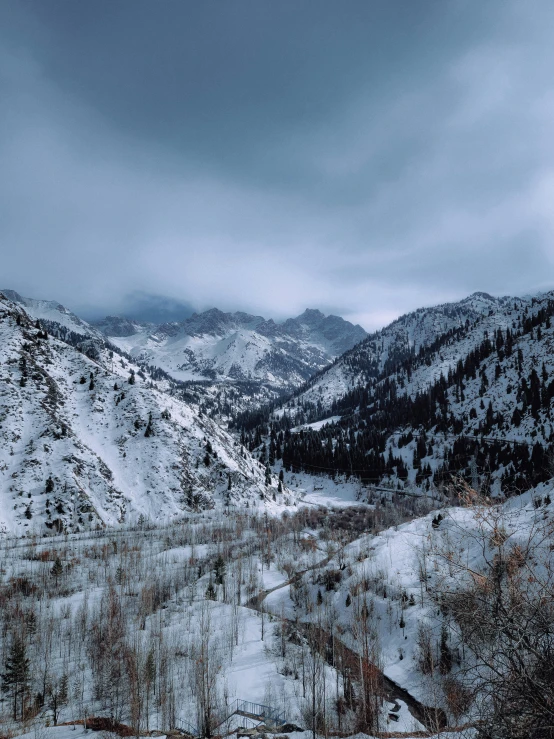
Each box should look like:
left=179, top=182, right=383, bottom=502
left=1, top=1, right=554, bottom=329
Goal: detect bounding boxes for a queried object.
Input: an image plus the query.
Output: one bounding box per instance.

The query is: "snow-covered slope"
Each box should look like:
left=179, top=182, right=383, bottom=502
left=264, top=486, right=554, bottom=728
left=0, top=293, right=291, bottom=534
left=0, top=288, right=98, bottom=337
left=92, top=315, right=153, bottom=337
left=92, top=307, right=367, bottom=388
left=248, top=291, right=554, bottom=498
left=291, top=292, right=520, bottom=409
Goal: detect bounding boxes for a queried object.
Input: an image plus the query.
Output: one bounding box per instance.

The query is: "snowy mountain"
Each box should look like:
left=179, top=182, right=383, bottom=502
left=0, top=288, right=98, bottom=337
left=242, top=291, right=554, bottom=498
left=286, top=292, right=519, bottom=410
left=0, top=292, right=293, bottom=534
left=3, top=291, right=366, bottom=420
left=92, top=306, right=367, bottom=388
left=92, top=315, right=153, bottom=337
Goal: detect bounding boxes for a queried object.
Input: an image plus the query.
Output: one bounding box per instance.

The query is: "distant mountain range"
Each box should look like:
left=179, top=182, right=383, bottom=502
left=7, top=285, right=554, bottom=504
left=2, top=290, right=367, bottom=391
left=91, top=307, right=368, bottom=388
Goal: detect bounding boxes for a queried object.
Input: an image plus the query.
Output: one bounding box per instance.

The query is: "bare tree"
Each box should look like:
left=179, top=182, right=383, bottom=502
left=190, top=601, right=223, bottom=737
left=430, top=484, right=554, bottom=738
left=351, top=596, right=382, bottom=735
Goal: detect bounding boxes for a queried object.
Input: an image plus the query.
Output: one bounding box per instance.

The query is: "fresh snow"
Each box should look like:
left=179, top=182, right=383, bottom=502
left=0, top=294, right=297, bottom=533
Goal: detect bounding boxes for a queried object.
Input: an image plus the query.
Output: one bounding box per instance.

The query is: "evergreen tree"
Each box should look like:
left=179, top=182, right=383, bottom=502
left=144, top=412, right=154, bottom=437
left=2, top=637, right=31, bottom=720
left=213, top=555, right=226, bottom=585
left=51, top=557, right=63, bottom=586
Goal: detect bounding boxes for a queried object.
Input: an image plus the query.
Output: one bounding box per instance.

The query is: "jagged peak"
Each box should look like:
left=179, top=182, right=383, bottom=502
left=465, top=291, right=497, bottom=301
left=296, top=308, right=325, bottom=320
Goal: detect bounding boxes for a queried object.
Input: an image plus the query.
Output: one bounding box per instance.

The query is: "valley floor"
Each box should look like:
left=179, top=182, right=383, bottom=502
left=1, top=479, right=552, bottom=739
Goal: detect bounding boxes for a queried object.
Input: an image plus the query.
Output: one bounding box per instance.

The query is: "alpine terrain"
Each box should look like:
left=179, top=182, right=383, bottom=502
left=238, top=291, right=554, bottom=500
left=2, top=291, right=367, bottom=421
left=0, top=292, right=292, bottom=534
left=1, top=288, right=554, bottom=739
left=92, top=307, right=367, bottom=415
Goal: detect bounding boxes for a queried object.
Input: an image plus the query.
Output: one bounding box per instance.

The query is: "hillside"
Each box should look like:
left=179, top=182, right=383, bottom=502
left=263, top=485, right=554, bottom=734
left=282, top=292, right=518, bottom=410
left=239, top=291, right=554, bottom=498
left=0, top=289, right=97, bottom=337
left=0, top=293, right=292, bottom=534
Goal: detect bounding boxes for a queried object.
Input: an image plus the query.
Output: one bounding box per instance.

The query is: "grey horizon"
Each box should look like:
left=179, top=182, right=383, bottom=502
left=1, top=1, right=554, bottom=331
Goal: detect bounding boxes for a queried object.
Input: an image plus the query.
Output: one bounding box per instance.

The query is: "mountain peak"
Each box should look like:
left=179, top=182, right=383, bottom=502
left=91, top=315, right=149, bottom=337
left=297, top=308, right=325, bottom=320
left=468, top=291, right=496, bottom=300
left=1, top=289, right=92, bottom=335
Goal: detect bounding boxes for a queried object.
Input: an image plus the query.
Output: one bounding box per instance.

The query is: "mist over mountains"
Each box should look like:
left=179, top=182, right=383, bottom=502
left=2, top=289, right=367, bottom=411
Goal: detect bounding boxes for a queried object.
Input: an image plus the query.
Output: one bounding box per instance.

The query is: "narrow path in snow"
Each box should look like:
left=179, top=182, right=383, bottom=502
left=246, top=552, right=448, bottom=734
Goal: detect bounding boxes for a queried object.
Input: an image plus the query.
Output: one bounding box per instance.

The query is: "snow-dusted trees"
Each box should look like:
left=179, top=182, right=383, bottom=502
left=430, top=490, right=554, bottom=737
left=87, top=585, right=128, bottom=722
left=46, top=673, right=68, bottom=725
left=299, top=624, right=327, bottom=739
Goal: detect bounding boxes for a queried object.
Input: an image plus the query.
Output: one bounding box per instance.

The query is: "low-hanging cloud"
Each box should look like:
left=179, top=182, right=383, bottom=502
left=1, top=0, right=554, bottom=330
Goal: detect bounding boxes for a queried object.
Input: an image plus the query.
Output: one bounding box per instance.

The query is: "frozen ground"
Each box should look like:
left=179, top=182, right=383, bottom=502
left=280, top=470, right=368, bottom=508
left=15, top=726, right=471, bottom=739
left=265, top=486, right=554, bottom=724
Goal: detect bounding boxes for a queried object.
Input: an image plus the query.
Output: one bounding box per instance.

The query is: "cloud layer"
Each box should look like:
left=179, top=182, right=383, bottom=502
left=1, top=1, right=554, bottom=329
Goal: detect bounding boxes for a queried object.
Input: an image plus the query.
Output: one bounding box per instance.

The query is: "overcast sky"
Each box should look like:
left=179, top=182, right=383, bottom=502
left=2, top=1, right=554, bottom=329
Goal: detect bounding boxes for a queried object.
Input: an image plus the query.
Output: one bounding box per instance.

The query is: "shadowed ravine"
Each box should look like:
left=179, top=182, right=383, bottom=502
left=246, top=554, right=449, bottom=735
